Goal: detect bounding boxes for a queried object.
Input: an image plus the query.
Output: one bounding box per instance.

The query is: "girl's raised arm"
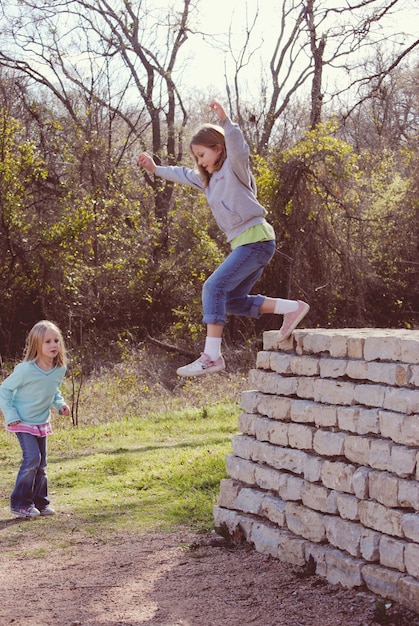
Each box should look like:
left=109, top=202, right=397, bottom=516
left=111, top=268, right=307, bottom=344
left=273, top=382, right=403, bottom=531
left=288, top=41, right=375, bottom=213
left=209, top=100, right=227, bottom=122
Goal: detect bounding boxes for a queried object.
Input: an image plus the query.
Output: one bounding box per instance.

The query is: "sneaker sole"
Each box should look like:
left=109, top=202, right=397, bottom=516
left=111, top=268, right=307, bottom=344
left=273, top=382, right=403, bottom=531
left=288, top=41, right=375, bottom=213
left=11, top=511, right=40, bottom=519
left=177, top=364, right=225, bottom=377
left=278, top=302, right=310, bottom=341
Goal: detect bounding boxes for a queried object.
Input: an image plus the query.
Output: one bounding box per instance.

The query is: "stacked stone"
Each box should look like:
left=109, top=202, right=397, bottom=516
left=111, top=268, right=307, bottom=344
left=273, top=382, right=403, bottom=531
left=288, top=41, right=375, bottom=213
left=214, top=329, right=419, bottom=613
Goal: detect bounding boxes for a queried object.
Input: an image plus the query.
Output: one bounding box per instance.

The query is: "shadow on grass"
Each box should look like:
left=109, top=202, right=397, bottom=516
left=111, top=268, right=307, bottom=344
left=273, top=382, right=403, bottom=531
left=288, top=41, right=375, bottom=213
left=0, top=517, right=24, bottom=530
left=48, top=435, right=232, bottom=462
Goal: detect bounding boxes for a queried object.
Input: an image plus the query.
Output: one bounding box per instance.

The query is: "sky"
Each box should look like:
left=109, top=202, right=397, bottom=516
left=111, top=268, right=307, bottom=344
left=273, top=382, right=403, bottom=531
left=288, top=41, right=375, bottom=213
left=176, top=0, right=419, bottom=98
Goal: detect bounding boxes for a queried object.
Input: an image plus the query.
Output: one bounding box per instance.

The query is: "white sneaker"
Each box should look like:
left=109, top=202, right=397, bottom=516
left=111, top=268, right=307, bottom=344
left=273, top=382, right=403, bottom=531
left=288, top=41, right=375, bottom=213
left=177, top=353, right=226, bottom=377
left=278, top=300, right=310, bottom=341
left=39, top=506, right=56, bottom=516
left=11, top=506, right=41, bottom=519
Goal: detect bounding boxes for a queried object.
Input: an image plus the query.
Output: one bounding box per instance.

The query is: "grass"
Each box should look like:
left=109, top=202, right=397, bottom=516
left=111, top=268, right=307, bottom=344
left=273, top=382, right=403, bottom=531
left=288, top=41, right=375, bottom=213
left=0, top=351, right=248, bottom=556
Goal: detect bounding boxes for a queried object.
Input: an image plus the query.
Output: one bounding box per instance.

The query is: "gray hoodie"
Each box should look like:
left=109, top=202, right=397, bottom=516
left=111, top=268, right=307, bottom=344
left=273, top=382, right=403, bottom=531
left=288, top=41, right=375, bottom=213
left=154, top=117, right=268, bottom=243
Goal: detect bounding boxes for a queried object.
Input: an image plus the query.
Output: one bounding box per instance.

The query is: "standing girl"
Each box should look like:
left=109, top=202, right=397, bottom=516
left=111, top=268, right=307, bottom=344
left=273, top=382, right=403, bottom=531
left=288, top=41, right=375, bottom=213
left=137, top=100, right=309, bottom=377
left=0, top=320, right=70, bottom=518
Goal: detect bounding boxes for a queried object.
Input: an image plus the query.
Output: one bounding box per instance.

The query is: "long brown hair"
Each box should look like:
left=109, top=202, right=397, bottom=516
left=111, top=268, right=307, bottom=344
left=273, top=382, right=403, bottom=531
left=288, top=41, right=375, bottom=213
left=23, top=320, right=68, bottom=367
left=190, top=124, right=226, bottom=188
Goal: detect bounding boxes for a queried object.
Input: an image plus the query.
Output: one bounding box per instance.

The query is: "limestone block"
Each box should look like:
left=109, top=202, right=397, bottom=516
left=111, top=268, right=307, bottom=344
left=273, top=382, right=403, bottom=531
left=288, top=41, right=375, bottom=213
left=235, top=487, right=266, bottom=515
left=289, top=355, right=320, bottom=377
left=290, top=399, right=316, bottom=423
left=360, top=528, right=381, bottom=562
left=304, top=543, right=328, bottom=577
left=336, top=493, right=360, bottom=521
left=240, top=390, right=261, bottom=414
left=391, top=445, right=417, bottom=478
left=384, top=387, right=419, bottom=415
left=325, top=517, right=363, bottom=557
left=325, top=516, right=363, bottom=557
left=277, top=533, right=307, bottom=566
left=379, top=411, right=419, bottom=447
left=362, top=563, right=402, bottom=603
left=263, top=330, right=293, bottom=352
left=255, top=350, right=272, bottom=370
left=400, top=414, right=419, bottom=448
left=352, top=467, right=371, bottom=499
left=411, top=365, right=419, bottom=386
left=329, top=334, right=350, bottom=358
left=400, top=336, right=419, bottom=365
left=368, top=471, right=399, bottom=508
left=268, top=352, right=292, bottom=374
left=232, top=434, right=259, bottom=462
left=258, top=394, right=291, bottom=421
left=296, top=376, right=315, bottom=400
left=324, top=549, right=364, bottom=588
left=225, top=455, right=256, bottom=486
left=358, top=408, right=380, bottom=434
left=337, top=406, right=360, bottom=433
left=313, top=429, right=345, bottom=457
left=300, top=331, right=332, bottom=356
left=250, top=521, right=281, bottom=557
left=265, top=446, right=307, bottom=475
left=354, top=383, right=385, bottom=409
left=398, top=480, right=419, bottom=511
left=379, top=535, right=406, bottom=572
left=238, top=412, right=257, bottom=436
left=369, top=439, right=392, bottom=472
left=364, top=335, right=402, bottom=362
left=321, top=460, right=356, bottom=494
left=397, top=575, right=419, bottom=614
left=255, top=416, right=288, bottom=446
left=379, top=410, right=404, bottom=444
left=402, top=514, right=419, bottom=543
left=346, top=360, right=368, bottom=381
left=344, top=435, right=371, bottom=466
left=213, top=505, right=242, bottom=534
left=254, top=464, right=285, bottom=492
left=285, top=502, right=326, bottom=543
left=347, top=336, right=364, bottom=359
left=303, top=453, right=323, bottom=483
left=278, top=474, right=304, bottom=502
left=314, top=378, right=355, bottom=406
left=260, top=495, right=287, bottom=526
left=217, top=479, right=242, bottom=508
left=404, top=543, right=419, bottom=578
left=358, top=501, right=404, bottom=537
left=301, top=482, right=338, bottom=514
left=288, top=423, right=314, bottom=450
left=319, top=358, right=347, bottom=379
left=313, top=404, right=337, bottom=428
left=367, top=361, right=410, bottom=387
left=248, top=369, right=298, bottom=396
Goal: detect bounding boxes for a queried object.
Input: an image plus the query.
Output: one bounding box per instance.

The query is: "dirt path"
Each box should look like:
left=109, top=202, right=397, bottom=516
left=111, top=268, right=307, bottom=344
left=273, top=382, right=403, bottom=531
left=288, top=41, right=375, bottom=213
left=1, top=527, right=418, bottom=626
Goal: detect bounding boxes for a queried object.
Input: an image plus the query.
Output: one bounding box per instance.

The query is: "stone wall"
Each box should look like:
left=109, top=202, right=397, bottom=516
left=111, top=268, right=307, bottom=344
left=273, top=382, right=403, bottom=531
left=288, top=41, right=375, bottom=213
left=214, top=329, right=419, bottom=613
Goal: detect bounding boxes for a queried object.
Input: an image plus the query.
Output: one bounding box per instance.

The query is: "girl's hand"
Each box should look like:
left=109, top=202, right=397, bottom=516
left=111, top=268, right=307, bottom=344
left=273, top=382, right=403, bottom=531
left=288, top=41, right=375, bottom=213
left=59, top=405, right=71, bottom=417
left=8, top=420, right=21, bottom=427
left=137, top=152, right=157, bottom=174
left=209, top=100, right=227, bottom=121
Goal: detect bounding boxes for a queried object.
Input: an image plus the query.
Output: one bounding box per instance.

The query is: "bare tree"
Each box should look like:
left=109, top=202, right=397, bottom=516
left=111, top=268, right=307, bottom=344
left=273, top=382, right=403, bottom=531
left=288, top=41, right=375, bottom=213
left=0, top=0, right=196, bottom=237
left=222, top=0, right=418, bottom=152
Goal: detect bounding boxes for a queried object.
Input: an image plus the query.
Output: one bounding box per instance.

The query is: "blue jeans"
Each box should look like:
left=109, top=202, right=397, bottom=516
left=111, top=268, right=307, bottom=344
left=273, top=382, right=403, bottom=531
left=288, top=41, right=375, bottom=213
left=11, top=432, right=50, bottom=510
left=202, top=240, right=276, bottom=326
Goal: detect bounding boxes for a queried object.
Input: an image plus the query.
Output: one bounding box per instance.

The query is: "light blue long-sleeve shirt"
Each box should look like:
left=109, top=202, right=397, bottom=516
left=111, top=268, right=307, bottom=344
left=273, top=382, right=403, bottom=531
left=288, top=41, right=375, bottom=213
left=154, top=117, right=269, bottom=243
left=0, top=361, right=67, bottom=425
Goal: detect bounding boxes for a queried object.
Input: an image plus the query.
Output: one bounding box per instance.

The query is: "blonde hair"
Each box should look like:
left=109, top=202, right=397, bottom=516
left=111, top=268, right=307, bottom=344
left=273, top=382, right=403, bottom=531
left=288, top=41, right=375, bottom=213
left=23, top=320, right=68, bottom=367
left=190, top=124, right=226, bottom=188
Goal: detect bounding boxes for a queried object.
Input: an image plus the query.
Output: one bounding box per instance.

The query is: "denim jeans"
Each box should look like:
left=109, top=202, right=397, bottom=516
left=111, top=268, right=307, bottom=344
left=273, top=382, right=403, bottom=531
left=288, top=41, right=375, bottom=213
left=202, top=240, right=276, bottom=326
left=11, top=432, right=50, bottom=510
